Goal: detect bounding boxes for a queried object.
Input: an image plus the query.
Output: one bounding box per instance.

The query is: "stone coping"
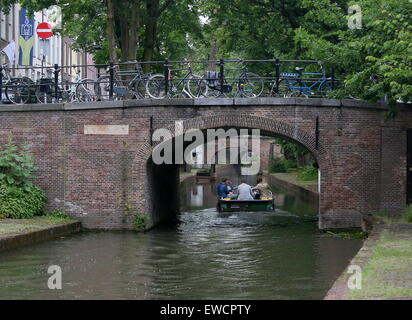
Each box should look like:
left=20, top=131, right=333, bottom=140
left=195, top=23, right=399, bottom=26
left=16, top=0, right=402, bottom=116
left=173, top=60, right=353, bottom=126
left=0, top=97, right=393, bottom=112
left=0, top=220, right=81, bottom=252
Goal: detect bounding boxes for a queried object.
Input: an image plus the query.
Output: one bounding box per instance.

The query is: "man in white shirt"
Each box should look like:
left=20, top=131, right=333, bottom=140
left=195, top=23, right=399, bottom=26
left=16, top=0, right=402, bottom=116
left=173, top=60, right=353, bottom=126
left=237, top=179, right=255, bottom=200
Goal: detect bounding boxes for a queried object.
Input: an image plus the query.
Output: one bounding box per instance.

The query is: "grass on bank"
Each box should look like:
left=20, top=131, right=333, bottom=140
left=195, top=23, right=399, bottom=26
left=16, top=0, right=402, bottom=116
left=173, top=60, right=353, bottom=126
left=347, top=207, right=412, bottom=299
left=0, top=213, right=75, bottom=237
left=347, top=228, right=412, bottom=300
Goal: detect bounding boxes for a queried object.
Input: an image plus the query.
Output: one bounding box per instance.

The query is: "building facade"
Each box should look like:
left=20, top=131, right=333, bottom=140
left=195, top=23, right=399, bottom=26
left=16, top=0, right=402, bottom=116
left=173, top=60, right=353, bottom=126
left=0, top=4, right=95, bottom=82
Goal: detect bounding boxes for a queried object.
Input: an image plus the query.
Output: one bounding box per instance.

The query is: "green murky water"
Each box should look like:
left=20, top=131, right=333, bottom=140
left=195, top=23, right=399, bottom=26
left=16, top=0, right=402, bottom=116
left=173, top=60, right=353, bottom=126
left=0, top=166, right=362, bottom=299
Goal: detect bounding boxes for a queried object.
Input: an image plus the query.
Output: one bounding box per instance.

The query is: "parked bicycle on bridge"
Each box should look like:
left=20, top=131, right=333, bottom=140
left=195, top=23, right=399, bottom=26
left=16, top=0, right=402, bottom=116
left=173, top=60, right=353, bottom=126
left=35, top=66, right=95, bottom=104
left=273, top=63, right=333, bottom=98
left=0, top=63, right=32, bottom=104
left=203, top=61, right=265, bottom=98
left=145, top=63, right=208, bottom=99
left=95, top=61, right=153, bottom=100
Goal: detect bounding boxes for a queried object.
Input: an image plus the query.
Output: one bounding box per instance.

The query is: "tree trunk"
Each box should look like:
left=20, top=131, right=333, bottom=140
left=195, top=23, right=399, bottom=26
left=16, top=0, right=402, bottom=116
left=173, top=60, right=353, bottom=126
left=106, top=0, right=118, bottom=62
left=128, top=0, right=140, bottom=61
left=142, top=0, right=160, bottom=72
left=208, top=36, right=218, bottom=71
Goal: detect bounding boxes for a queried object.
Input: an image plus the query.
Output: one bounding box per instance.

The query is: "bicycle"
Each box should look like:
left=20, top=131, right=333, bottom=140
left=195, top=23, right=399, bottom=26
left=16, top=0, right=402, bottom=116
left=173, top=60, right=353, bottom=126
left=273, top=65, right=333, bottom=98
left=145, top=64, right=208, bottom=99
left=203, top=62, right=264, bottom=98
left=95, top=61, right=152, bottom=101
left=1, top=63, right=32, bottom=104
left=35, top=67, right=95, bottom=104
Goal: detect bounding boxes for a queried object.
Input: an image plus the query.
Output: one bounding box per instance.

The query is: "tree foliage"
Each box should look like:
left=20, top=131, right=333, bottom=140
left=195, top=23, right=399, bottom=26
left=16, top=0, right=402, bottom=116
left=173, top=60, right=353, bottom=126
left=0, top=0, right=410, bottom=105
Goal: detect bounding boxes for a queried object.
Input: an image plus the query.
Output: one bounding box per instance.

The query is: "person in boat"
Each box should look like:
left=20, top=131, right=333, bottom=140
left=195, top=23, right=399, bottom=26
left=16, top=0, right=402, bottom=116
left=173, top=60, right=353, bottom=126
left=217, top=178, right=232, bottom=199
left=237, top=179, right=255, bottom=200
left=252, top=177, right=272, bottom=200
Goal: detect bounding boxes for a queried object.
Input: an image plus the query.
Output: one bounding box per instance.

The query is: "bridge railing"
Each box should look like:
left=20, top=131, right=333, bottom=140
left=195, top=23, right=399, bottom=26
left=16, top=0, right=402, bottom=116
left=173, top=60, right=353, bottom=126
left=0, top=59, right=342, bottom=105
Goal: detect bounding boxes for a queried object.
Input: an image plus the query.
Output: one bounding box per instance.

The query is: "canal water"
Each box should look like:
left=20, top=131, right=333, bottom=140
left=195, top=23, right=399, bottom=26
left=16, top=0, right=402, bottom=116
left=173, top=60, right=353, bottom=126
left=0, top=166, right=362, bottom=299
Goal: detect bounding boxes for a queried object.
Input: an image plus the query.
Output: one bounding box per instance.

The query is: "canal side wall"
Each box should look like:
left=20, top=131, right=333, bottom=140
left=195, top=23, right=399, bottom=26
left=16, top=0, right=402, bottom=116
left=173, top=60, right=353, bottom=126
left=0, top=98, right=410, bottom=230
left=0, top=221, right=82, bottom=252
left=265, top=173, right=319, bottom=207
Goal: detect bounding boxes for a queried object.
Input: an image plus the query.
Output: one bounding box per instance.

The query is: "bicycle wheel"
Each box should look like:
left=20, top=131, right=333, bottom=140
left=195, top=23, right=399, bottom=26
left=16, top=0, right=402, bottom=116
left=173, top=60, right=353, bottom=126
left=235, top=72, right=264, bottom=98
left=319, top=81, right=332, bottom=98
left=35, top=86, right=54, bottom=104
left=128, top=79, right=147, bottom=99
left=187, top=75, right=208, bottom=98
left=94, top=76, right=123, bottom=101
left=146, top=74, right=166, bottom=99
left=76, top=78, right=96, bottom=102
left=271, top=79, right=289, bottom=97
left=5, top=79, right=31, bottom=104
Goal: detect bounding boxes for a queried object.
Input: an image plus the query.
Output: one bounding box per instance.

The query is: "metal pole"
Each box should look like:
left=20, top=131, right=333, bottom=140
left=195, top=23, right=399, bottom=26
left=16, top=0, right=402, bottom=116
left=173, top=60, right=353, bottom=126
left=0, top=66, right=3, bottom=101
left=315, top=116, right=319, bottom=150
left=219, top=59, right=224, bottom=96
left=275, top=58, right=280, bottom=94
left=150, top=115, right=154, bottom=146
left=109, top=61, right=114, bottom=100
left=164, top=59, right=169, bottom=97
left=54, top=64, right=59, bottom=103
left=331, top=67, right=335, bottom=90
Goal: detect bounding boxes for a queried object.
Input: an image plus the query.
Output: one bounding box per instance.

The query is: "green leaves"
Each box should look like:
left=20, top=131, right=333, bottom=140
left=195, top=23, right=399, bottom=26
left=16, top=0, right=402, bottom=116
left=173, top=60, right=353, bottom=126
left=0, top=134, right=45, bottom=219
left=0, top=133, right=37, bottom=191
left=0, top=184, right=45, bottom=219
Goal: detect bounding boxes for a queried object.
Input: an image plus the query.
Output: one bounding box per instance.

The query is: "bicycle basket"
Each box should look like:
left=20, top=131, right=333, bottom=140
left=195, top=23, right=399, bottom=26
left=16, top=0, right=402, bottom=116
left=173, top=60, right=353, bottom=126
left=204, top=71, right=220, bottom=87
left=113, top=86, right=129, bottom=97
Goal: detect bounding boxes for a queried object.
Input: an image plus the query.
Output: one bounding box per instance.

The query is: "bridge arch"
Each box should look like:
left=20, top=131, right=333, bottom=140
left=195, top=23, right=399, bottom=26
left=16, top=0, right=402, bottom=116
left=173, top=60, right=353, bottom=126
left=132, top=114, right=332, bottom=229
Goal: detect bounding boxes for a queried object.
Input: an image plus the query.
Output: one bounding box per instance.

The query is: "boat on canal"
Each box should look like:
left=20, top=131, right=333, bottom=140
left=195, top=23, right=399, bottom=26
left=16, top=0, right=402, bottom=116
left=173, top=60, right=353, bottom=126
left=217, top=191, right=276, bottom=213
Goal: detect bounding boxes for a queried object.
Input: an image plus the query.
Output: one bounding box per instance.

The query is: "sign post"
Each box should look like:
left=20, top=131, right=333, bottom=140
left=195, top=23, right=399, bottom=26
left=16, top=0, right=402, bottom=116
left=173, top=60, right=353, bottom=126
left=36, top=22, right=53, bottom=77
left=36, top=22, right=53, bottom=39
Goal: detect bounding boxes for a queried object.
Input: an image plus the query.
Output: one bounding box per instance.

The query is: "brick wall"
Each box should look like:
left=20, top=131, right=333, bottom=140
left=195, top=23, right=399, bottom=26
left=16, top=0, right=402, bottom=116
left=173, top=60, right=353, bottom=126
left=0, top=98, right=410, bottom=230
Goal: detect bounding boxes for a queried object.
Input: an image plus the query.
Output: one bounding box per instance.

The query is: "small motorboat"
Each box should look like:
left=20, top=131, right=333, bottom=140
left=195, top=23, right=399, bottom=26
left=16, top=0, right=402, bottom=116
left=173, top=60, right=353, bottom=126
left=217, top=191, right=276, bottom=212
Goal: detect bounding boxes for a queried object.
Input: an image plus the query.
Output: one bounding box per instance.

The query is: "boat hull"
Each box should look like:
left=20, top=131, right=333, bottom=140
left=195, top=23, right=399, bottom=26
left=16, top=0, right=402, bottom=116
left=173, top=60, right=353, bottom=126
left=217, top=199, right=275, bottom=212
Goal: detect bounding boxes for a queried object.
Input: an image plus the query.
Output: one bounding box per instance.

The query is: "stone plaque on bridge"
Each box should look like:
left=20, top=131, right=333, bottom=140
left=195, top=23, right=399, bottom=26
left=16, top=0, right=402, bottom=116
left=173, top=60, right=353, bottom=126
left=84, top=125, right=129, bottom=135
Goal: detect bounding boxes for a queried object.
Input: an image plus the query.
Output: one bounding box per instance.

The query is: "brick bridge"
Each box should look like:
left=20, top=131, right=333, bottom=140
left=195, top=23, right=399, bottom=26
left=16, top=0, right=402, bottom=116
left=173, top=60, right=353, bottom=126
left=1, top=98, right=410, bottom=230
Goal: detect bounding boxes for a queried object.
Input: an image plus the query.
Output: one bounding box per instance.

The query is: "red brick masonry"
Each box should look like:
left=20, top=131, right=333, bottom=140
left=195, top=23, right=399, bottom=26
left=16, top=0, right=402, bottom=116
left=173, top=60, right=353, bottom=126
left=0, top=98, right=410, bottom=229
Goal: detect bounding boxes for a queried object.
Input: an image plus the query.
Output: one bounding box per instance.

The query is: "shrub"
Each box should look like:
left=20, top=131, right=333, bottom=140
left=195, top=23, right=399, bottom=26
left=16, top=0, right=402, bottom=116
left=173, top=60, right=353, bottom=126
left=268, top=158, right=297, bottom=173
left=47, top=210, right=70, bottom=220
left=0, top=184, right=45, bottom=219
left=133, top=214, right=147, bottom=231
left=298, top=165, right=318, bottom=181
left=404, top=205, right=412, bottom=223
left=0, top=133, right=37, bottom=191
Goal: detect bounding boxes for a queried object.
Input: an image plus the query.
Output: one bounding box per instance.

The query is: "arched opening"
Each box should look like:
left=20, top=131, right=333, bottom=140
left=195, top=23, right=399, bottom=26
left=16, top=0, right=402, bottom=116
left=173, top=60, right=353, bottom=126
left=142, top=115, right=326, bottom=229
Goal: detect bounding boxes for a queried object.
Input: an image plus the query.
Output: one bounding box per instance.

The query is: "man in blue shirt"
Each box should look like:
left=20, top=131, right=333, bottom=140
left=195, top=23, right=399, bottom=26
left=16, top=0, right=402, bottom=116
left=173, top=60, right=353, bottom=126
left=217, top=178, right=230, bottom=198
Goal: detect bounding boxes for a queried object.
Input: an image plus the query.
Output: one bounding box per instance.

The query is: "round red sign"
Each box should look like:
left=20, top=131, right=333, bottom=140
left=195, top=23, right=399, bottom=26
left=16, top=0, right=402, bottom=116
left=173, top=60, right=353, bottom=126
left=36, top=22, right=53, bottom=39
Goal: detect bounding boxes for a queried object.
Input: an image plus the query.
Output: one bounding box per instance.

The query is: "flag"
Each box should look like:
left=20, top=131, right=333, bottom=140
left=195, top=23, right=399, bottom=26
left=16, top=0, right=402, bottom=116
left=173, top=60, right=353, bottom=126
left=2, top=41, right=16, bottom=63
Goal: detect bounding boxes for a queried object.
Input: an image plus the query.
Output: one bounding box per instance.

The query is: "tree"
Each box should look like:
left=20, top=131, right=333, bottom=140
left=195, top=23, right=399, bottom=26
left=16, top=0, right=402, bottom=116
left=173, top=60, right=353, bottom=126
left=293, top=0, right=412, bottom=106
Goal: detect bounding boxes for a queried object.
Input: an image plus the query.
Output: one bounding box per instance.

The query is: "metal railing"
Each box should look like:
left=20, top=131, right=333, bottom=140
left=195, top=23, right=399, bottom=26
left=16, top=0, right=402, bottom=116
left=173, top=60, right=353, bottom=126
left=0, top=58, right=341, bottom=105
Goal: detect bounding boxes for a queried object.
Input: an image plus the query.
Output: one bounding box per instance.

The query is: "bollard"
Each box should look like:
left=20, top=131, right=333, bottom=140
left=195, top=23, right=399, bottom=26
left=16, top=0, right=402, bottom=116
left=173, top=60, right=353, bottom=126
left=164, top=59, right=169, bottom=97
left=54, top=64, right=59, bottom=103
left=219, top=59, right=224, bottom=96
left=109, top=61, right=114, bottom=100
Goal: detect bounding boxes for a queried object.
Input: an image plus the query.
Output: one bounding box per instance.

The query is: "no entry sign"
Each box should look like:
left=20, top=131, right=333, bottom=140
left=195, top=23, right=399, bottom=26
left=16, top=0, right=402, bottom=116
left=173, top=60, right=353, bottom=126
left=36, top=22, right=53, bottom=39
